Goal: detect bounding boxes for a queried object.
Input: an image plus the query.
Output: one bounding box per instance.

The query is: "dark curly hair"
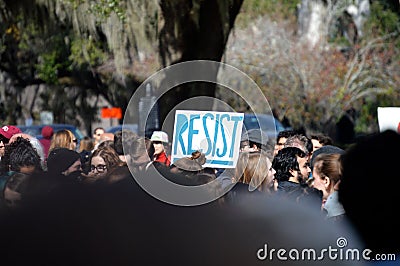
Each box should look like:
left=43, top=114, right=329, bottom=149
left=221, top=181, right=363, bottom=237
left=272, top=147, right=307, bottom=182
left=0, top=137, right=42, bottom=174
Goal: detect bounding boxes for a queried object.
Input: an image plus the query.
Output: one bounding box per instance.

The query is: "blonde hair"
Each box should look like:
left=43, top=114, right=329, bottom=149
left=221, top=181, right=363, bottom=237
left=235, top=151, right=273, bottom=192
left=49, top=129, right=75, bottom=152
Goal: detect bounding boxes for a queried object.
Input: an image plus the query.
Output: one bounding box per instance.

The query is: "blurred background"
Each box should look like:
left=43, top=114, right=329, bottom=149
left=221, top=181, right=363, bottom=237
left=1, top=0, right=399, bottom=147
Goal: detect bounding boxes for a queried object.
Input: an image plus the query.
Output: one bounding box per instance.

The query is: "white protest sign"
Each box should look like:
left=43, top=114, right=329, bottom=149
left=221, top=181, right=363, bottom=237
left=377, top=107, right=400, bottom=133
left=171, top=110, right=244, bottom=168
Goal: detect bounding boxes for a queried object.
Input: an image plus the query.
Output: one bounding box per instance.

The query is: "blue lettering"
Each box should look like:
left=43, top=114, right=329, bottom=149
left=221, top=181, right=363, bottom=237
left=188, top=114, right=200, bottom=154
left=202, top=113, right=213, bottom=155
left=173, top=114, right=188, bottom=155
left=216, top=114, right=229, bottom=157
left=229, top=115, right=243, bottom=157
left=212, top=114, right=220, bottom=156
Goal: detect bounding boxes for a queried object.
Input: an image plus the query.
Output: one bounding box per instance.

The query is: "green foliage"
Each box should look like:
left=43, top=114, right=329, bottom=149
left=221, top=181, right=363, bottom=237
left=34, top=35, right=71, bottom=84
left=330, top=35, right=351, bottom=46
left=354, top=1, right=400, bottom=133
left=237, top=0, right=300, bottom=26
left=62, top=0, right=85, bottom=10
left=364, top=1, right=400, bottom=37
left=88, top=0, right=127, bottom=22
left=36, top=52, right=63, bottom=84
left=355, top=90, right=400, bottom=134
left=229, top=0, right=400, bottom=136
left=17, top=22, right=38, bottom=50
left=69, top=36, right=108, bottom=69
left=244, top=0, right=299, bottom=16
left=64, top=0, right=126, bottom=22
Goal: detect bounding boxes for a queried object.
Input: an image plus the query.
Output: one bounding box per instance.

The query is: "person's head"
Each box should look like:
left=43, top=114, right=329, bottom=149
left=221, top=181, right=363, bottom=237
left=235, top=151, right=275, bottom=193
left=88, top=146, right=124, bottom=180
left=9, top=134, right=45, bottom=170
left=0, top=165, right=363, bottom=266
left=0, top=125, right=22, bottom=157
left=99, top=132, right=114, bottom=143
left=310, top=134, right=333, bottom=152
left=150, top=131, right=169, bottom=156
left=339, top=130, right=400, bottom=254
left=93, top=127, right=105, bottom=145
left=93, top=133, right=115, bottom=152
left=114, top=130, right=138, bottom=162
left=47, top=148, right=82, bottom=177
left=0, top=139, right=5, bottom=157
left=284, top=134, right=312, bottom=156
left=272, top=147, right=310, bottom=184
left=78, top=136, right=95, bottom=152
left=240, top=129, right=270, bottom=153
left=41, top=126, right=54, bottom=140
left=96, top=140, right=114, bottom=150
left=309, top=145, right=345, bottom=171
left=0, top=125, right=22, bottom=143
left=0, top=137, right=42, bottom=175
left=311, top=153, right=342, bottom=200
left=49, top=129, right=77, bottom=152
left=170, top=150, right=206, bottom=177
left=274, top=130, right=298, bottom=156
left=128, top=137, right=154, bottom=172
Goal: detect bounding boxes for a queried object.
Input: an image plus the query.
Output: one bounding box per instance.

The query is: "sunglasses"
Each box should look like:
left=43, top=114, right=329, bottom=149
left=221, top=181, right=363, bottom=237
left=90, top=164, right=107, bottom=173
left=72, top=139, right=78, bottom=143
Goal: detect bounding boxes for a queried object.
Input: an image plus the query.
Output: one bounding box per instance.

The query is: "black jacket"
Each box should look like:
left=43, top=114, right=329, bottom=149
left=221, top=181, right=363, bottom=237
left=276, top=180, right=322, bottom=211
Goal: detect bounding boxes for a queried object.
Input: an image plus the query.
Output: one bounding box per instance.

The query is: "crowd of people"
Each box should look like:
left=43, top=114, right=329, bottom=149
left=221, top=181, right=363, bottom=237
left=0, top=122, right=398, bottom=265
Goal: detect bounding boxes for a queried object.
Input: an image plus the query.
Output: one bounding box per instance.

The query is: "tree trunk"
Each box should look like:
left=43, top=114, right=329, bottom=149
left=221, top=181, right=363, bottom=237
left=157, top=0, right=243, bottom=127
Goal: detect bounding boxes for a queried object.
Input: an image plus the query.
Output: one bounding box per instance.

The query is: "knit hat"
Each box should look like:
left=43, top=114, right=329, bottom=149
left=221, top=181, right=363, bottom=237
left=310, top=145, right=345, bottom=169
left=41, top=126, right=54, bottom=139
left=0, top=125, right=22, bottom=140
left=47, top=148, right=81, bottom=174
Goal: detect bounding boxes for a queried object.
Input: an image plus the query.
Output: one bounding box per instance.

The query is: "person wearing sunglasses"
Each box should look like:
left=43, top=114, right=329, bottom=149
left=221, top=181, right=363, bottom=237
left=86, top=146, right=125, bottom=183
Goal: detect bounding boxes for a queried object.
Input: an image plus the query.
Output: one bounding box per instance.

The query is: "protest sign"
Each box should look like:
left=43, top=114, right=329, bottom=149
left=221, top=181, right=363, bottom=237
left=377, top=107, right=400, bottom=133
left=171, top=110, right=244, bottom=168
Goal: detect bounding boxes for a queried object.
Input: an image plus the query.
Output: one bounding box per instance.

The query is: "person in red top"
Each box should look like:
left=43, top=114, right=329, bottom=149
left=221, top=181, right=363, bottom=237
left=39, top=126, right=54, bottom=160
left=150, top=131, right=171, bottom=167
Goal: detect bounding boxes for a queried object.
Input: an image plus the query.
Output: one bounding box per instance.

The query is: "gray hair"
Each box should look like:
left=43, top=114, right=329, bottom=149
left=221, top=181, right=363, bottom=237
left=29, top=137, right=46, bottom=171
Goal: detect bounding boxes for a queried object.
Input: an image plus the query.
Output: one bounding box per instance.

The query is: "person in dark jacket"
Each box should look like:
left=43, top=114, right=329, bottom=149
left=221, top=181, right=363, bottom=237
left=272, top=147, right=322, bottom=211
left=339, top=130, right=400, bottom=258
